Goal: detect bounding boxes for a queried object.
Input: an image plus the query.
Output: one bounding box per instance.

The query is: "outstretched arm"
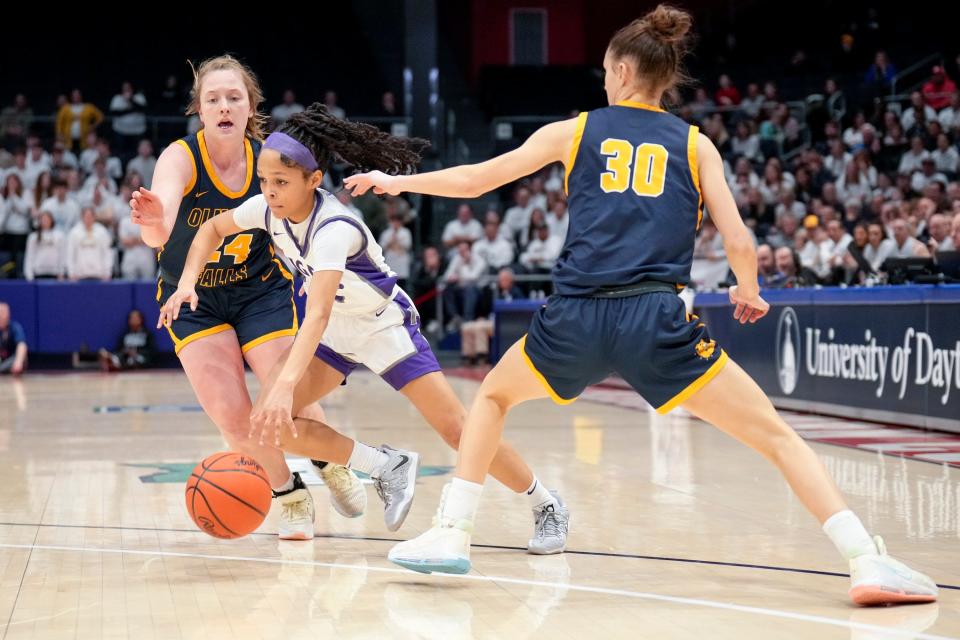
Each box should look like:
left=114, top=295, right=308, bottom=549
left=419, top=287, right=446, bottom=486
left=344, top=118, right=578, bottom=199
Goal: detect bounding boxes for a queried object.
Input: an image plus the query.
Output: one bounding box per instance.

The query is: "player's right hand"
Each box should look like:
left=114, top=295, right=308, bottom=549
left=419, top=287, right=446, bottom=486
left=157, top=286, right=198, bottom=328
left=728, top=285, right=769, bottom=324
left=130, top=187, right=164, bottom=227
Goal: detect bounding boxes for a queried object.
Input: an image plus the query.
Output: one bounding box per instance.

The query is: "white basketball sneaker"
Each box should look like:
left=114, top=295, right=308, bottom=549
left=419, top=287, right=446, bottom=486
left=273, top=472, right=315, bottom=541
left=313, top=461, right=366, bottom=518
left=389, top=485, right=472, bottom=574
left=848, top=536, right=938, bottom=606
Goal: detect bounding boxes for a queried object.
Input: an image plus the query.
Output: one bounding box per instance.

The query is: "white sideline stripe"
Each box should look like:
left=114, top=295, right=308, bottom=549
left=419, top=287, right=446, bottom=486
left=0, top=542, right=948, bottom=639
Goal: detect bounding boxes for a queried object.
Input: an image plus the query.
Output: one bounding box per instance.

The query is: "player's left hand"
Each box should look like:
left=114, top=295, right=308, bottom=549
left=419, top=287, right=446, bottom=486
left=343, top=171, right=401, bottom=197
left=157, top=286, right=198, bottom=328
left=250, top=384, right=297, bottom=448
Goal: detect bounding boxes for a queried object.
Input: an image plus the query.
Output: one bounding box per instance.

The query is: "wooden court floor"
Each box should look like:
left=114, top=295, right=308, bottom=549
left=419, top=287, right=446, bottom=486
left=0, top=370, right=957, bottom=639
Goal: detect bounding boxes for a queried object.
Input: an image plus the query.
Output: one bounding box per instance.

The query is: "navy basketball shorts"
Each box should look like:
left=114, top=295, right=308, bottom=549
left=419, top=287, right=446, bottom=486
left=521, top=291, right=728, bottom=413
left=157, top=260, right=298, bottom=355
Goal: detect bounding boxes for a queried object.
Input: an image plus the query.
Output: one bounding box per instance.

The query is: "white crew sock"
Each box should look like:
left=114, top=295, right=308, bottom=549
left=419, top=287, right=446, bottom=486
left=440, top=477, right=484, bottom=524
left=272, top=473, right=295, bottom=493
left=347, top=441, right=390, bottom=475
left=823, top=510, right=879, bottom=560
left=524, top=476, right=557, bottom=510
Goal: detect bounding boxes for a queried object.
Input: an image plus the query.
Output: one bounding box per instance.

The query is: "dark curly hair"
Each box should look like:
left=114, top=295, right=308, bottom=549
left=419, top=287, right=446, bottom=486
left=276, top=102, right=430, bottom=176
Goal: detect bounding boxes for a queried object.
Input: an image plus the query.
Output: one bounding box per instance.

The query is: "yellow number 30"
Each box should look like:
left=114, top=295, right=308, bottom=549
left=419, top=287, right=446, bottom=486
left=599, top=138, right=669, bottom=197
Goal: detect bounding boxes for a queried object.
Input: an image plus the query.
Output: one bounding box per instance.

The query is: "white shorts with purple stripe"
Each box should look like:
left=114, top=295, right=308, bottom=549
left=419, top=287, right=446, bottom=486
left=314, top=292, right=441, bottom=390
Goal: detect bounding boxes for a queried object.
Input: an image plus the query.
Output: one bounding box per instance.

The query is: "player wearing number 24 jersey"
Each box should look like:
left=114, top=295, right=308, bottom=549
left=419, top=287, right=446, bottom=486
left=156, top=129, right=297, bottom=355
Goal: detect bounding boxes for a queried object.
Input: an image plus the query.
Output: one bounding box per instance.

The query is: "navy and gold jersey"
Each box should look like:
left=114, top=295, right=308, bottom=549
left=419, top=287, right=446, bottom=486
left=554, top=101, right=702, bottom=295
left=159, top=130, right=273, bottom=288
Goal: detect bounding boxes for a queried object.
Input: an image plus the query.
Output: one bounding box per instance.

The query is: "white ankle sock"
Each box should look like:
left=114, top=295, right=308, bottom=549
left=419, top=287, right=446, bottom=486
left=524, top=476, right=556, bottom=510
left=441, top=477, right=484, bottom=524
left=272, top=473, right=295, bottom=493
left=823, top=510, right=879, bottom=560
left=347, top=442, right=390, bottom=475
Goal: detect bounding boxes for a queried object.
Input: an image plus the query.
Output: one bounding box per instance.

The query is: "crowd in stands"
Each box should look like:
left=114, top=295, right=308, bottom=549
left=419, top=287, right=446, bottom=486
left=3, top=48, right=960, bottom=366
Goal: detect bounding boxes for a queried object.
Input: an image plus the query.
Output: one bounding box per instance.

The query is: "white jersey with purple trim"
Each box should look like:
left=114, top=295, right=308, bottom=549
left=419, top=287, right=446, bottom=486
left=232, top=188, right=400, bottom=316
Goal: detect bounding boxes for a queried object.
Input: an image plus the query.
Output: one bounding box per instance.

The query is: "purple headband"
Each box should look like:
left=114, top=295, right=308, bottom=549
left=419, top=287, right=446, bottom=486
left=263, top=132, right=318, bottom=172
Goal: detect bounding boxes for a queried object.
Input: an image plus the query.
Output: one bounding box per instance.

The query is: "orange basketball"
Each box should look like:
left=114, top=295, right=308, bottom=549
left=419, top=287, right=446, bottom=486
left=184, top=452, right=272, bottom=539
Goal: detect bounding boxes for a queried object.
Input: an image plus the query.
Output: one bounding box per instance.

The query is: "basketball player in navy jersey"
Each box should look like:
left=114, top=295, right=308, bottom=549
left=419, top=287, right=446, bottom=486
left=346, top=5, right=937, bottom=606
left=131, top=55, right=365, bottom=540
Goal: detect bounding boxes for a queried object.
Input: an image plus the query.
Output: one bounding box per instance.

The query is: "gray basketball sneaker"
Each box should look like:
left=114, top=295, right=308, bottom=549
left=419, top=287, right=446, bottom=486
left=528, top=492, right=570, bottom=555
left=371, top=445, right=420, bottom=532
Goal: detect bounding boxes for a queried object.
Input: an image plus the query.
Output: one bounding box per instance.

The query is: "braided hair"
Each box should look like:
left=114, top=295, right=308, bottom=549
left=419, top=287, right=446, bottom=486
left=276, top=102, right=430, bottom=176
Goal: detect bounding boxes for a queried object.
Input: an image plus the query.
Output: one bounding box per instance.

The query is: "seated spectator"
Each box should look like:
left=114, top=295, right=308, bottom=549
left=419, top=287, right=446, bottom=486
left=378, top=213, right=413, bottom=287
left=731, top=121, right=760, bottom=162
left=23, top=137, right=51, bottom=190
left=770, top=246, right=815, bottom=288
left=901, top=92, right=937, bottom=131
left=547, top=200, right=569, bottom=241
left=41, top=178, right=82, bottom=230
left=460, top=268, right=526, bottom=365
left=691, top=217, right=729, bottom=289
left=740, top=83, right=763, bottom=119
left=0, top=173, right=31, bottom=276
left=796, top=225, right=829, bottom=280
left=0, top=302, right=27, bottom=375
left=270, top=89, right=304, bottom=127
left=126, top=140, right=157, bottom=188
left=50, top=142, right=79, bottom=172
left=898, top=136, right=931, bottom=176
left=67, top=208, right=113, bottom=281
left=889, top=218, right=930, bottom=258
left=98, top=309, right=154, bottom=371
left=922, top=66, right=957, bottom=112
left=79, top=132, right=102, bottom=174
left=938, top=92, right=960, bottom=133
left=824, top=139, right=852, bottom=179
left=442, top=203, right=483, bottom=253
left=932, top=134, right=959, bottom=176
left=715, top=74, right=741, bottom=107
left=821, top=219, right=853, bottom=280
left=502, top=186, right=533, bottom=245
left=472, top=218, right=514, bottom=272
left=764, top=212, right=799, bottom=249
left=775, top=191, right=806, bottom=220
left=689, top=87, right=715, bottom=121
left=911, top=158, right=948, bottom=194
left=842, top=112, right=867, bottom=148
left=519, top=224, right=562, bottom=274
left=952, top=212, right=960, bottom=250
left=756, top=243, right=777, bottom=285
left=837, top=161, right=871, bottom=202
left=863, top=221, right=897, bottom=272
left=410, top=245, right=443, bottom=332
left=82, top=158, right=119, bottom=200
left=442, top=241, right=486, bottom=326
left=843, top=223, right=872, bottom=283
left=23, top=212, right=66, bottom=280
left=323, top=90, right=345, bottom=119
left=117, top=210, right=156, bottom=280
left=521, top=208, right=548, bottom=248
left=926, top=213, right=955, bottom=253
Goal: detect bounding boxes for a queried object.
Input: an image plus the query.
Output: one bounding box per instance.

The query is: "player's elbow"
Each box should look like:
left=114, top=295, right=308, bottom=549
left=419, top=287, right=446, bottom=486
left=461, top=166, right=489, bottom=198
left=724, top=235, right=756, bottom=260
